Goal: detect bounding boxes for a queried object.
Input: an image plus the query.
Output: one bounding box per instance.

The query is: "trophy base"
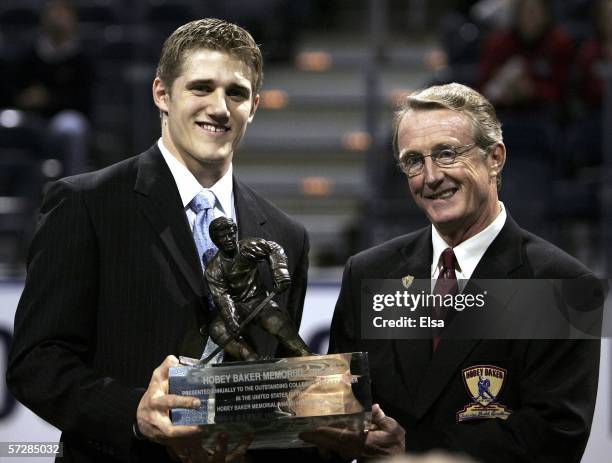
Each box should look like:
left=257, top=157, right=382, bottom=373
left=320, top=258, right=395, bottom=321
left=169, top=353, right=371, bottom=449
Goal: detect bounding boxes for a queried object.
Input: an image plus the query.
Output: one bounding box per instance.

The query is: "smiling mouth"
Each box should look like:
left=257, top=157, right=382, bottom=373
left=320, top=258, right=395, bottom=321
left=426, top=188, right=458, bottom=200
left=196, top=122, right=229, bottom=133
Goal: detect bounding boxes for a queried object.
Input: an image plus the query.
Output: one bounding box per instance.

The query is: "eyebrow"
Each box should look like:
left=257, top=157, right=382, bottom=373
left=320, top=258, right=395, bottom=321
left=185, top=79, right=251, bottom=97
left=399, top=143, right=454, bottom=158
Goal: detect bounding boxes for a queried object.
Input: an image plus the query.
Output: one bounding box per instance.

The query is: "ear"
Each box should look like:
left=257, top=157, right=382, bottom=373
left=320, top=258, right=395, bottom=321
left=487, top=143, right=506, bottom=182
left=152, top=77, right=170, bottom=114
left=247, top=93, right=260, bottom=123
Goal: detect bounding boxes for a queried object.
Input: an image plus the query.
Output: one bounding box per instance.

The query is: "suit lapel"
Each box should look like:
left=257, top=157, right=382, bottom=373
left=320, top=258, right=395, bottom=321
left=413, top=215, right=524, bottom=419
left=134, top=145, right=205, bottom=299
left=470, top=215, right=523, bottom=280
left=234, top=177, right=267, bottom=240
left=394, top=228, right=432, bottom=280
left=389, top=228, right=435, bottom=407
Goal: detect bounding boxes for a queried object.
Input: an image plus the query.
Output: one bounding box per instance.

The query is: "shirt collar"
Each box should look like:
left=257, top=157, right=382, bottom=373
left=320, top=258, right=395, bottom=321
left=157, top=138, right=234, bottom=215
left=431, top=202, right=507, bottom=279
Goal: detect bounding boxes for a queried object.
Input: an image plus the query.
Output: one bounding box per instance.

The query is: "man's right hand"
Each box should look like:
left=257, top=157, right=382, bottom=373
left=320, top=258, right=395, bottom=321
left=299, top=403, right=405, bottom=459
left=136, top=356, right=254, bottom=461
left=136, top=355, right=202, bottom=443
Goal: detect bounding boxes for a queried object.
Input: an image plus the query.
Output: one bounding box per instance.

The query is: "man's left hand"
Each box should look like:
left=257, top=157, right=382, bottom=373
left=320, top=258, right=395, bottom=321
left=299, top=404, right=405, bottom=459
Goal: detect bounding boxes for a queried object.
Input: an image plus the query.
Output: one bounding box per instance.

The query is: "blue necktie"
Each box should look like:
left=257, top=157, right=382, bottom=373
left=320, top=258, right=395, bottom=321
left=189, top=190, right=223, bottom=362
left=191, top=190, right=218, bottom=268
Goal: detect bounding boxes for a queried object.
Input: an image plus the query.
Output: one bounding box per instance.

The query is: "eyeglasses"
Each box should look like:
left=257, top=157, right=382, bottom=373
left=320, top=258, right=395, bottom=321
left=397, top=143, right=478, bottom=177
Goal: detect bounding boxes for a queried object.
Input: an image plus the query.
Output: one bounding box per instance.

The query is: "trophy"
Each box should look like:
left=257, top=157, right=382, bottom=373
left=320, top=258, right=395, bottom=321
left=169, top=217, right=371, bottom=449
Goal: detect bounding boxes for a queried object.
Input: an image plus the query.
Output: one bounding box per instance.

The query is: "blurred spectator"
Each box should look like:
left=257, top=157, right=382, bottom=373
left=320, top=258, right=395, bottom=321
left=575, top=0, right=612, bottom=110
left=427, top=0, right=511, bottom=88
left=564, top=0, right=612, bottom=174
left=12, top=0, right=93, bottom=175
left=478, top=0, right=574, bottom=118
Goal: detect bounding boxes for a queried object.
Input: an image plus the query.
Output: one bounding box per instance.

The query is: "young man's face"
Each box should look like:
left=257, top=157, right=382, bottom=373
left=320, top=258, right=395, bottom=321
left=154, top=49, right=259, bottom=178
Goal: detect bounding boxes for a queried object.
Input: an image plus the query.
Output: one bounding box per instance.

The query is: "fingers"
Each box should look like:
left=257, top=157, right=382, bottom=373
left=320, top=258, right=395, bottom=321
left=226, top=432, right=254, bottom=462
left=363, top=406, right=406, bottom=457
left=301, top=404, right=406, bottom=459
left=137, top=356, right=203, bottom=443
left=171, top=432, right=252, bottom=463
left=168, top=434, right=210, bottom=463
left=156, top=395, right=201, bottom=410
left=211, top=432, right=228, bottom=463
left=370, top=404, right=397, bottom=433
left=138, top=393, right=201, bottom=438
left=158, top=355, right=180, bottom=372
left=208, top=432, right=252, bottom=463
left=151, top=355, right=180, bottom=388
left=370, top=403, right=385, bottom=429
left=299, top=427, right=364, bottom=459
left=140, top=416, right=201, bottom=443
left=186, top=437, right=212, bottom=463
left=372, top=403, right=384, bottom=420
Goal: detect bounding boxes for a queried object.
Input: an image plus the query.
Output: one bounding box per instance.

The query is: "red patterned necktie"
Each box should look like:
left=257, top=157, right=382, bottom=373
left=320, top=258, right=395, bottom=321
left=432, top=247, right=458, bottom=352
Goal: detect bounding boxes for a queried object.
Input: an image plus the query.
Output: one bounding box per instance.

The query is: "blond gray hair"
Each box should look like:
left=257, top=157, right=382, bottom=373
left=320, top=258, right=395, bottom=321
left=392, top=83, right=503, bottom=189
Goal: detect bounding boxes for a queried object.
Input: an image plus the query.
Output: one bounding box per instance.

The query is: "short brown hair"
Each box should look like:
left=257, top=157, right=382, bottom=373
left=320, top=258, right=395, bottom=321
left=156, top=18, right=263, bottom=96
left=392, top=83, right=504, bottom=189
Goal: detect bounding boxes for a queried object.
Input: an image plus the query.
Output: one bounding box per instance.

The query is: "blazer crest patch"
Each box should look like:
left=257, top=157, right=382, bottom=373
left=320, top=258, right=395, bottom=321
left=457, top=364, right=512, bottom=422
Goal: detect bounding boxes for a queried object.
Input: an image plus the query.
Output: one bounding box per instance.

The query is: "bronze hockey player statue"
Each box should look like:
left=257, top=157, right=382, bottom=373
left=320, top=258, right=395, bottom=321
left=204, top=216, right=312, bottom=361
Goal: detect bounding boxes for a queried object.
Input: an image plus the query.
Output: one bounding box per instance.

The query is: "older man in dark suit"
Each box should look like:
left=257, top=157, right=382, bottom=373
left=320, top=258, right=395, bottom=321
left=7, top=19, right=309, bottom=462
left=302, top=83, right=600, bottom=462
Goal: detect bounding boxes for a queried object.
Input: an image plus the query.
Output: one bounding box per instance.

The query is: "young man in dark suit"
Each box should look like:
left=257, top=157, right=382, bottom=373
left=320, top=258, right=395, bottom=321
left=7, top=18, right=309, bottom=462
left=302, top=83, right=600, bottom=462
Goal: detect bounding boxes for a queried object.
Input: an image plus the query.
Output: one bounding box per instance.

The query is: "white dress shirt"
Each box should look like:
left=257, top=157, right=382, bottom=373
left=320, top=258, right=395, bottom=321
left=431, top=202, right=507, bottom=289
left=157, top=138, right=236, bottom=232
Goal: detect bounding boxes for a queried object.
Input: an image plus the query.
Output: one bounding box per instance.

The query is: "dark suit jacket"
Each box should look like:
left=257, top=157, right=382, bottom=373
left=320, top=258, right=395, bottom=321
left=7, top=145, right=309, bottom=462
left=329, top=216, right=600, bottom=463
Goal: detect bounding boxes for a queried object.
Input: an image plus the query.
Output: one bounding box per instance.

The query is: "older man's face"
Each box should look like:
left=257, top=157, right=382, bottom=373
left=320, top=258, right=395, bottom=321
left=397, top=109, right=501, bottom=243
